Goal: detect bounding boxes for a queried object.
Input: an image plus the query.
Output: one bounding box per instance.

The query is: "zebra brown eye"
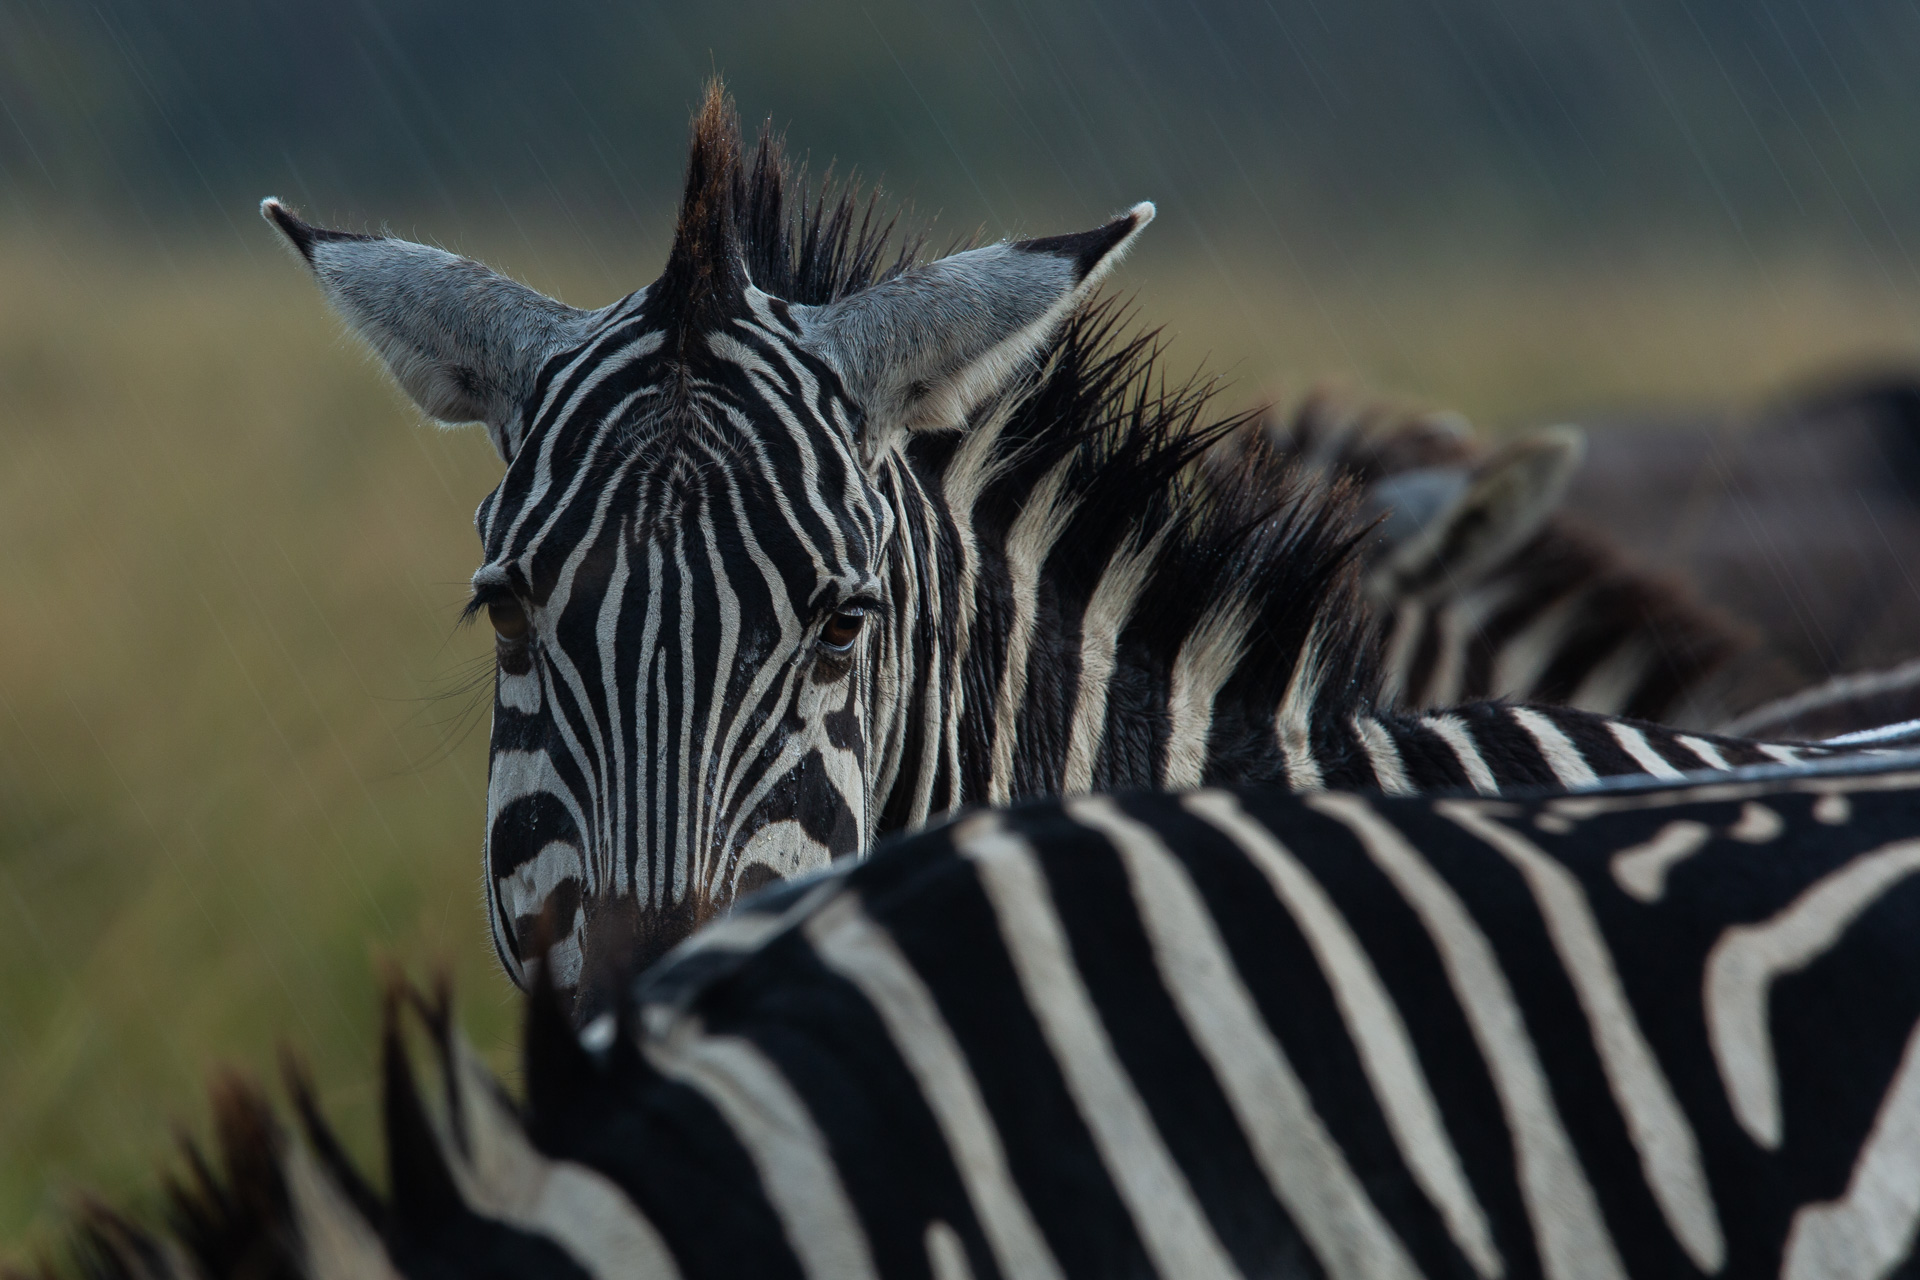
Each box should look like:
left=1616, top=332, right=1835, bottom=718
left=820, top=608, right=866, bottom=653
left=488, top=598, right=530, bottom=643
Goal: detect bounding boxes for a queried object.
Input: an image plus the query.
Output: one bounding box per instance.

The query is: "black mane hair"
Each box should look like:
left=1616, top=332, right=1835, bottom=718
left=660, top=80, right=932, bottom=324
left=931, top=303, right=1384, bottom=791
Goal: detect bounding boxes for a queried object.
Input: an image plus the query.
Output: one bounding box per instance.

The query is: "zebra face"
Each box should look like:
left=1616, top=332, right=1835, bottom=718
left=470, top=329, right=896, bottom=1005
left=264, top=86, right=1151, bottom=1018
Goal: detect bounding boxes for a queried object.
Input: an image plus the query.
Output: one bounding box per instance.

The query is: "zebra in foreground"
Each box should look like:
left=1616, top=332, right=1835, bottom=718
left=54, top=754, right=1920, bottom=1279
left=264, top=84, right=1857, bottom=1018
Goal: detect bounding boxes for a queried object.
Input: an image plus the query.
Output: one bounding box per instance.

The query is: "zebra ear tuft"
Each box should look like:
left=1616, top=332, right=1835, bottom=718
left=262, top=198, right=592, bottom=461
left=801, top=202, right=1154, bottom=447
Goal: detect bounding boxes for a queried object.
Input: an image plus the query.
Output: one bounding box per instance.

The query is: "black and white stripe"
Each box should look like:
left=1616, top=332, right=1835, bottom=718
left=268, top=86, right=1860, bottom=1020
left=74, top=754, right=1920, bottom=1279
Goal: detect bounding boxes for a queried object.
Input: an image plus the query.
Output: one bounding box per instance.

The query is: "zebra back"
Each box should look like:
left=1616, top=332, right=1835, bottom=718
left=53, top=755, right=1920, bottom=1280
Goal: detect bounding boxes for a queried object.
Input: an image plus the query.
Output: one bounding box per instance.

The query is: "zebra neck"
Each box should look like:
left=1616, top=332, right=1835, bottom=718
left=871, top=475, right=1377, bottom=822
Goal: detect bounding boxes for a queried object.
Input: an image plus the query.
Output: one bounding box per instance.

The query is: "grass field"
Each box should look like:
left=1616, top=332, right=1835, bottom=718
left=6, top=226, right=1920, bottom=1263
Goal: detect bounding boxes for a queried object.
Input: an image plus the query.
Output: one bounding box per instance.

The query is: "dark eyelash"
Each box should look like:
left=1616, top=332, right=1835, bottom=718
left=460, top=583, right=514, bottom=626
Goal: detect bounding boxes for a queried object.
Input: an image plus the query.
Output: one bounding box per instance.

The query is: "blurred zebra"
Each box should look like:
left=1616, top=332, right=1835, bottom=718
left=63, top=754, right=1920, bottom=1280
left=266, top=84, right=1854, bottom=1020
left=1235, top=391, right=1798, bottom=729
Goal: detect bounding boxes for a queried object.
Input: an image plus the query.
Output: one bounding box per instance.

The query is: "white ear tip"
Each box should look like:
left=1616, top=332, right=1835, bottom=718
left=1128, top=201, right=1157, bottom=227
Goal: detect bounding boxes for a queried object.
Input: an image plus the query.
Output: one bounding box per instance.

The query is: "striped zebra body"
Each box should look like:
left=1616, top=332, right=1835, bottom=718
left=72, top=755, right=1920, bottom=1279
left=267, top=85, right=1856, bottom=1018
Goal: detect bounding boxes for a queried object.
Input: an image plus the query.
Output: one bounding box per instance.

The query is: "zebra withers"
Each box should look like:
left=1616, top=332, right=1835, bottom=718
left=265, top=84, right=1852, bottom=1018
left=60, top=757, right=1920, bottom=1279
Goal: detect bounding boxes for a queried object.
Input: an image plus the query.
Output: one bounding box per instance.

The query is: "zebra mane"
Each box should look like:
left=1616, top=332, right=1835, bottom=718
left=663, top=80, right=933, bottom=328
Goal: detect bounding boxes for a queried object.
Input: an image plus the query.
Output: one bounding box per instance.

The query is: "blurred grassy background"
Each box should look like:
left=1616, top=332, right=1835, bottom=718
left=9, top=0, right=1920, bottom=1262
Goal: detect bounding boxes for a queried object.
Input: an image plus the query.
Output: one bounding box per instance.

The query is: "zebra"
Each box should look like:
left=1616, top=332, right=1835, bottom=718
left=58, top=752, right=1920, bottom=1279
left=262, top=84, right=1859, bottom=1019
left=1226, top=389, right=1798, bottom=729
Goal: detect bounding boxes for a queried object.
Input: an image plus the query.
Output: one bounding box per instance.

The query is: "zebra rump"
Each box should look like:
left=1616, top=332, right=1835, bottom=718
left=45, top=755, right=1920, bottom=1279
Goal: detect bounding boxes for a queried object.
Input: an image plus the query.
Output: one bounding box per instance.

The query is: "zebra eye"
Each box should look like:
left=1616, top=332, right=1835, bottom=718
left=488, top=598, right=530, bottom=643
left=819, top=608, right=867, bottom=653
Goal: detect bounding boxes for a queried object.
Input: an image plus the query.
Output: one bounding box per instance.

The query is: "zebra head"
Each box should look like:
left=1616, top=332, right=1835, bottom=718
left=265, top=87, right=1151, bottom=1017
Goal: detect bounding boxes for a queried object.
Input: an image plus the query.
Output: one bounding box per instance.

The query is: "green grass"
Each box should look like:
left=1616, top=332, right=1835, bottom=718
left=5, top=228, right=1920, bottom=1263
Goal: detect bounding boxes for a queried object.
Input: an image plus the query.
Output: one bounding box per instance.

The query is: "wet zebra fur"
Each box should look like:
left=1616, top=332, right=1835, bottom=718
left=264, top=83, right=1856, bottom=1015
left=50, top=754, right=1920, bottom=1280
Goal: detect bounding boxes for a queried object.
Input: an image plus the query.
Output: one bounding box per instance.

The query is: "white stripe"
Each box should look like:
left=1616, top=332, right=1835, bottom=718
left=643, top=1020, right=880, bottom=1280
left=672, top=534, right=698, bottom=904
left=1726, top=802, right=1784, bottom=843
left=446, top=1037, right=684, bottom=1279
left=1064, top=535, right=1163, bottom=794
left=1275, top=617, right=1332, bottom=791
left=1825, top=717, right=1920, bottom=746
left=988, top=457, right=1080, bottom=803
left=1418, top=593, right=1495, bottom=708
left=597, top=535, right=634, bottom=895
left=941, top=397, right=1027, bottom=811
left=803, top=894, right=1067, bottom=1280
left=1551, top=770, right=1920, bottom=822
left=1567, top=637, right=1654, bottom=717
left=1781, top=1017, right=1920, bottom=1280
left=1439, top=801, right=1724, bottom=1273
left=1759, top=743, right=1803, bottom=767
left=1510, top=707, right=1600, bottom=788
left=1489, top=588, right=1588, bottom=703
left=1606, top=722, right=1682, bottom=780
left=1423, top=714, right=1501, bottom=795
left=1164, top=599, right=1256, bottom=789
left=952, top=812, right=1242, bottom=1280
left=1354, top=716, right=1416, bottom=795
left=1183, top=791, right=1502, bottom=1279
left=1377, top=600, right=1425, bottom=708
left=1676, top=735, right=1733, bottom=771
left=1704, top=838, right=1920, bottom=1149
left=1307, top=792, right=1627, bottom=1280
left=1069, top=796, right=1424, bottom=1280
left=1609, top=821, right=1713, bottom=903
left=925, top=1221, right=979, bottom=1280
left=284, top=1144, right=408, bottom=1280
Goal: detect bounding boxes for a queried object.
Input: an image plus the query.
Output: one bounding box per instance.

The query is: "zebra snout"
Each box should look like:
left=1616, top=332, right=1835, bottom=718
left=560, top=892, right=710, bottom=1027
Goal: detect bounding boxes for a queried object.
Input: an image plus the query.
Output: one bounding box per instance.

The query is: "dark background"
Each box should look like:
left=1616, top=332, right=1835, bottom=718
left=10, top=0, right=1920, bottom=261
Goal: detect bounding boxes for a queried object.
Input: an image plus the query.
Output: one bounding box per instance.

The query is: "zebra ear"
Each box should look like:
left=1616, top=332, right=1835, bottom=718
left=262, top=199, right=592, bottom=461
left=1369, top=424, right=1586, bottom=599
left=800, top=203, right=1155, bottom=447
